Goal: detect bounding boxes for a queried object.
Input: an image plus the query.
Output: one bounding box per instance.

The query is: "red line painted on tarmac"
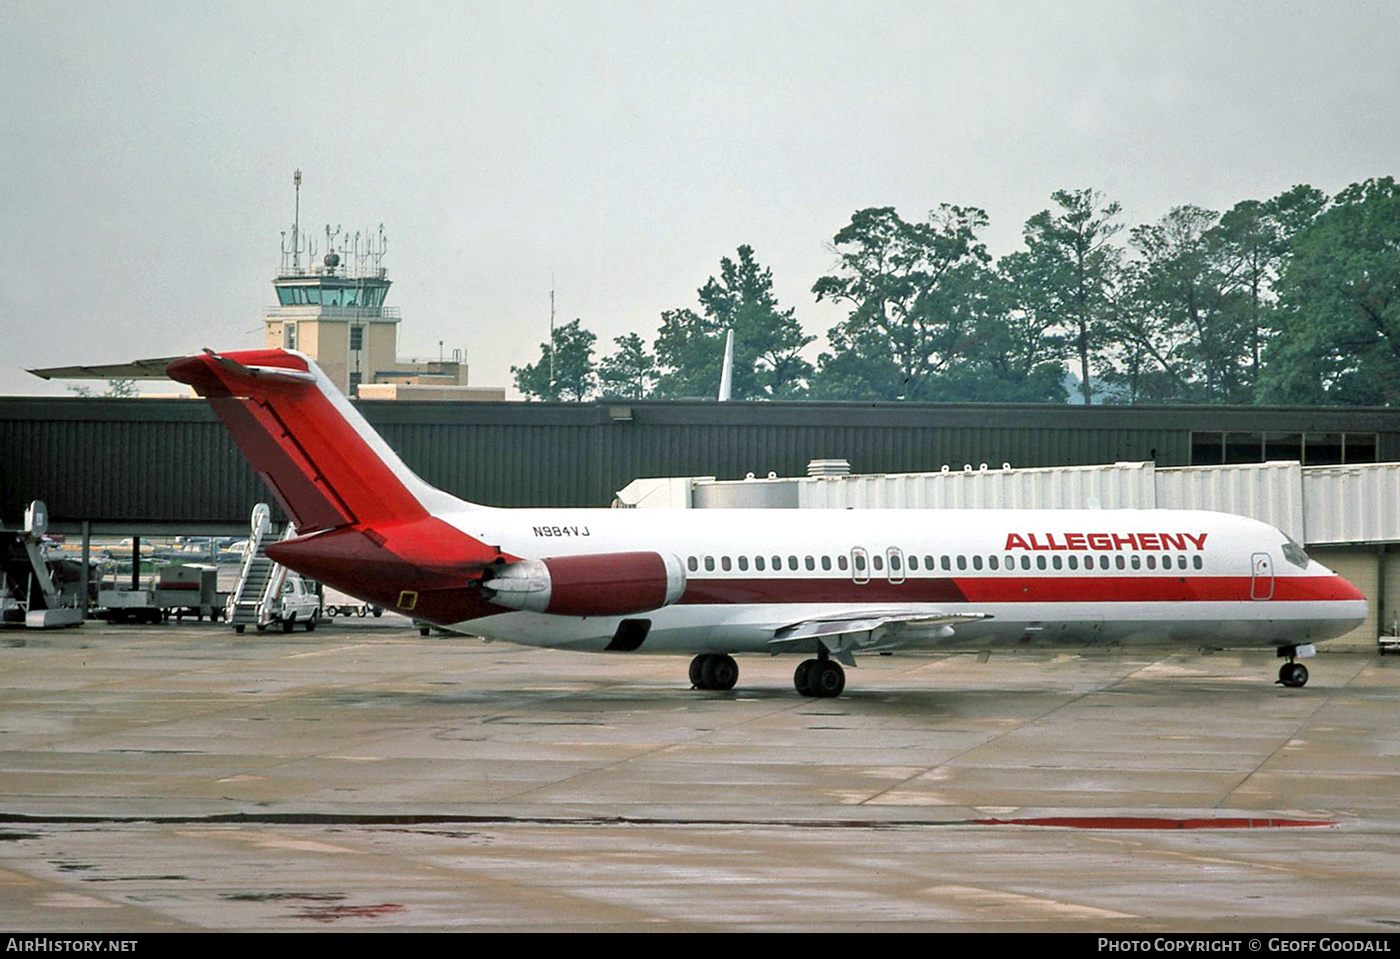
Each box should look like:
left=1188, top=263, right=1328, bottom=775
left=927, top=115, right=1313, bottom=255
left=971, top=816, right=1337, bottom=829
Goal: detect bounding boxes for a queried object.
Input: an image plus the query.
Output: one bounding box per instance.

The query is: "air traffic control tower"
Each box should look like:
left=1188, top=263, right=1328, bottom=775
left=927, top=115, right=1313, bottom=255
left=262, top=172, right=503, bottom=401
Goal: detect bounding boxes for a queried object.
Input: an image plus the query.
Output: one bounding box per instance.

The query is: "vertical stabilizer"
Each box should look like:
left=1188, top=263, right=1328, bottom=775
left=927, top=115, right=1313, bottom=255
left=167, top=349, right=470, bottom=532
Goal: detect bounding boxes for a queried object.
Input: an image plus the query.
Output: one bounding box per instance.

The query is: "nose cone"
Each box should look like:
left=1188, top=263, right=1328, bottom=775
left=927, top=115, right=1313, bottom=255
left=1317, top=571, right=1369, bottom=638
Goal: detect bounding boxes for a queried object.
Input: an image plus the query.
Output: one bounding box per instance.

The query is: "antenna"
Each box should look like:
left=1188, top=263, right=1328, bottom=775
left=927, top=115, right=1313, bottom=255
left=292, top=168, right=302, bottom=271
left=549, top=278, right=556, bottom=393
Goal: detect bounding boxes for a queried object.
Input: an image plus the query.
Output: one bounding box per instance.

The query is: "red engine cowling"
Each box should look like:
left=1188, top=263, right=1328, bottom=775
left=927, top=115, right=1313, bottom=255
left=480, top=551, right=687, bottom=616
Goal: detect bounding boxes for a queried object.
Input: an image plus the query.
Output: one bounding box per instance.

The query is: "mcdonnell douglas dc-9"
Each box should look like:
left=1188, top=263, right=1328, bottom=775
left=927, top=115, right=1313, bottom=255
left=152, top=348, right=1365, bottom=697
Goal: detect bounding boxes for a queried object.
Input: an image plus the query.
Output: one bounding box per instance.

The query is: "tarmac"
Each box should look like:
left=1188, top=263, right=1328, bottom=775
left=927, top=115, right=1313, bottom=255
left=1, top=615, right=1398, bottom=932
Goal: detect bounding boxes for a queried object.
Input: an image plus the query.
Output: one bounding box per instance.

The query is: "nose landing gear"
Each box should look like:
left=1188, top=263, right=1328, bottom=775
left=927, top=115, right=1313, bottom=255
left=1276, top=645, right=1312, bottom=688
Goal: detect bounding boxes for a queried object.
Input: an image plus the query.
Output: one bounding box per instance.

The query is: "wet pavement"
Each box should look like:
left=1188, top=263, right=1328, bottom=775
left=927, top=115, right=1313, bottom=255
left=2, top=617, right=1398, bottom=931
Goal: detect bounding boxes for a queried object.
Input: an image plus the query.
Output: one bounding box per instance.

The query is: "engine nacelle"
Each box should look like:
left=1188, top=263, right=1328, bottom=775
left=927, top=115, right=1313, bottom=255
left=481, top=551, right=687, bottom=616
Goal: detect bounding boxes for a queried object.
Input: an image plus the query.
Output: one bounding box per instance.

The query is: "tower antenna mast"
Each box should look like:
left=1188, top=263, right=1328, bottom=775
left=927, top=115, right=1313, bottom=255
left=292, top=168, right=302, bottom=272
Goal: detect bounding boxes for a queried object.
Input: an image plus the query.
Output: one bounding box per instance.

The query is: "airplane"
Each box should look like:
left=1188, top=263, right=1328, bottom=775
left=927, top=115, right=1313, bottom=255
left=158, top=347, right=1366, bottom=697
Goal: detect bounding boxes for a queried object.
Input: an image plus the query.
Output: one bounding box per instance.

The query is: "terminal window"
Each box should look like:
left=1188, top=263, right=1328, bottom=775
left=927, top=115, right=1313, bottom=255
left=1190, top=431, right=1378, bottom=466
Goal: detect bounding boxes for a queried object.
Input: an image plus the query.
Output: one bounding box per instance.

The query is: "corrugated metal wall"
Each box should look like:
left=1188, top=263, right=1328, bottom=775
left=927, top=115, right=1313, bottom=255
left=7, top=395, right=1400, bottom=530
left=1156, top=462, right=1307, bottom=543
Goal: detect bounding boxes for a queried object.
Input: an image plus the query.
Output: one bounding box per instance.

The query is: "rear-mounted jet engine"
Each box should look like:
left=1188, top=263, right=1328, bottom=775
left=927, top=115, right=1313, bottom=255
left=481, top=551, right=686, bottom=617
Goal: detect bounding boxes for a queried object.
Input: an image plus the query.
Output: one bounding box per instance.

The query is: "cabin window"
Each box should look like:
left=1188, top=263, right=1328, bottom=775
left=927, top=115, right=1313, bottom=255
left=988, top=556, right=999, bottom=571
left=1177, top=554, right=1186, bottom=569
left=821, top=555, right=832, bottom=571
left=788, top=555, right=799, bottom=571
left=942, top=556, right=952, bottom=571
left=755, top=555, right=766, bottom=571
left=1193, top=555, right=1203, bottom=569
left=1052, top=556, right=1062, bottom=570
left=1131, top=555, right=1142, bottom=570
left=907, top=555, right=918, bottom=571
left=1100, top=556, right=1110, bottom=570
left=972, top=555, right=983, bottom=571
left=872, top=555, right=884, bottom=571
left=704, top=556, right=715, bottom=571
left=1037, top=556, right=1047, bottom=570
left=687, top=556, right=698, bottom=572
left=1146, top=555, right=1156, bottom=570
left=1162, top=555, right=1172, bottom=570
left=1067, top=555, right=1077, bottom=570
left=1021, top=556, right=1031, bottom=570
left=837, top=555, right=849, bottom=571
left=925, top=555, right=936, bottom=569
left=889, top=553, right=901, bottom=571
left=772, top=555, right=782, bottom=570
left=721, top=556, right=732, bottom=571
left=854, top=553, right=867, bottom=572
left=1116, top=556, right=1126, bottom=570
left=957, top=555, right=967, bottom=571
left=805, top=556, right=816, bottom=571
left=738, top=555, right=749, bottom=571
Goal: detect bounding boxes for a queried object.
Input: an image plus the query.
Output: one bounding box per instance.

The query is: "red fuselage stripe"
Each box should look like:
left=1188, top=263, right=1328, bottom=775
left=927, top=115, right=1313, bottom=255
left=677, top=575, right=1359, bottom=605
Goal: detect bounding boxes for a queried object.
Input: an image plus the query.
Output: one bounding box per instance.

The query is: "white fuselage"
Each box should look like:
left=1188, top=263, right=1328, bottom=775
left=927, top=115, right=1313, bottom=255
left=442, top=505, right=1366, bottom=655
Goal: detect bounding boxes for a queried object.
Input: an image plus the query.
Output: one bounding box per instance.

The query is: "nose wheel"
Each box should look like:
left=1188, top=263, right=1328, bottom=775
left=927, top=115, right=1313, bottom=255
left=1277, top=661, right=1309, bottom=688
left=689, top=653, right=739, bottom=691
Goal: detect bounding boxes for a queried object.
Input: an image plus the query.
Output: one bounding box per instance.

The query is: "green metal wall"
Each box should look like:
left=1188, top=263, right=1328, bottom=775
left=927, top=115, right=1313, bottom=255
left=5, top=395, right=1400, bottom=532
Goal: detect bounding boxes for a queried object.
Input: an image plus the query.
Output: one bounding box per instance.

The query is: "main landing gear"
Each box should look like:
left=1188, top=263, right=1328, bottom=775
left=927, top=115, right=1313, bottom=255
left=1276, top=645, right=1310, bottom=688
left=794, top=651, right=845, bottom=698
left=690, top=653, right=739, bottom=691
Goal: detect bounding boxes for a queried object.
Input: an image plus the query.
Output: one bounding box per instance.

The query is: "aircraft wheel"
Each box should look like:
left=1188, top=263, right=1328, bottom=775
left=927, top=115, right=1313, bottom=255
left=1278, top=662, right=1309, bottom=688
left=702, top=654, right=738, bottom=691
left=233, top=624, right=245, bottom=634
left=794, top=659, right=817, bottom=697
left=689, top=654, right=709, bottom=688
left=811, top=660, right=845, bottom=698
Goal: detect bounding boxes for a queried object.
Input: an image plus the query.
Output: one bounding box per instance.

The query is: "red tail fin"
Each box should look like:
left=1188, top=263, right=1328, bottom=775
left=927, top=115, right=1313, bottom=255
left=167, top=349, right=466, bottom=532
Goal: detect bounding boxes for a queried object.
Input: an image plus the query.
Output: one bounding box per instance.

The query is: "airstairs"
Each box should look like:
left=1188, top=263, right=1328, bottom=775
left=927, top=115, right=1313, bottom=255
left=227, top=504, right=317, bottom=632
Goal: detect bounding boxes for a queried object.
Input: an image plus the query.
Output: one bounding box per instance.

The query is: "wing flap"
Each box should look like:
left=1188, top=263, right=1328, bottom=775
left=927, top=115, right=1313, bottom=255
left=768, top=609, right=993, bottom=653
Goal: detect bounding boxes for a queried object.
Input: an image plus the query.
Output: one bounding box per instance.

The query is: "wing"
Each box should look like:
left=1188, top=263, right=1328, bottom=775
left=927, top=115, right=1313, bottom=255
left=768, top=609, right=993, bottom=665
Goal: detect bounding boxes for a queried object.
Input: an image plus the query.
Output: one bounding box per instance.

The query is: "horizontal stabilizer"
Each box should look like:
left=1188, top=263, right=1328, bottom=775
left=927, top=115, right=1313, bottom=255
left=28, top=357, right=185, bottom=381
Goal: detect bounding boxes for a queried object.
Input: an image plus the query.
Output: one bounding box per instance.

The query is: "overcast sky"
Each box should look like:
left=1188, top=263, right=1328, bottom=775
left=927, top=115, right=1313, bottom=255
left=2, top=1, right=1398, bottom=396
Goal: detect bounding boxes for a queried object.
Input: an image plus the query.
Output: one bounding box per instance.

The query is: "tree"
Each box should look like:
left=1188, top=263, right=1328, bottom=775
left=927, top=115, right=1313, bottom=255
left=1209, top=185, right=1327, bottom=385
left=653, top=246, right=812, bottom=399
left=511, top=318, right=597, bottom=401
left=1262, top=177, right=1400, bottom=404
left=597, top=333, right=657, bottom=399
left=810, top=205, right=992, bottom=401
left=652, top=308, right=720, bottom=399
left=1112, top=205, right=1245, bottom=403
left=67, top=378, right=139, bottom=398
left=1019, top=189, right=1124, bottom=404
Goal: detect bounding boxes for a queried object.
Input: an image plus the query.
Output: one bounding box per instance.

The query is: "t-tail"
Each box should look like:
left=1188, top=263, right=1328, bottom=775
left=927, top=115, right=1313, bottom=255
left=167, top=349, right=511, bottom=622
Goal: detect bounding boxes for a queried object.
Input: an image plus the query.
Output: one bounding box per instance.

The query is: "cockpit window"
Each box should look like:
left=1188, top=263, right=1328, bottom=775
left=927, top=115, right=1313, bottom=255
left=1281, top=534, right=1310, bottom=569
